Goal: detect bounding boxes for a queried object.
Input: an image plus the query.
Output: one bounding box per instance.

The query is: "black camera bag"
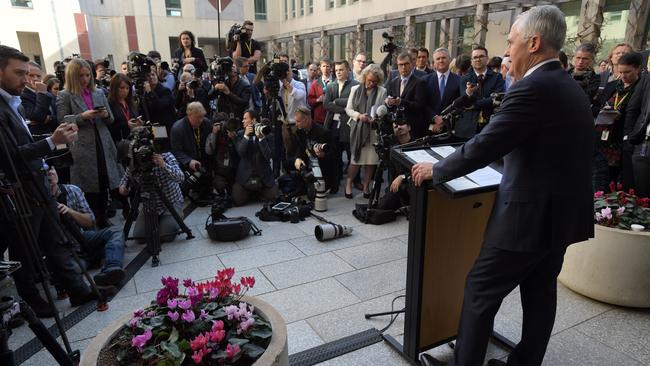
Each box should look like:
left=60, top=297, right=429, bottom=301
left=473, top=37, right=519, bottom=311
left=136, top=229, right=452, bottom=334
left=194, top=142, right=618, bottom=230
left=205, top=214, right=261, bottom=241
left=352, top=203, right=396, bottom=225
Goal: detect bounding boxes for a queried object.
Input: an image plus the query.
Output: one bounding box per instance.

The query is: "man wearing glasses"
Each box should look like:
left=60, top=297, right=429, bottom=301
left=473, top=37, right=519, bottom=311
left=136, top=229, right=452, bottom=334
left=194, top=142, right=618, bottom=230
left=385, top=52, right=428, bottom=138
left=352, top=52, right=367, bottom=81
left=232, top=20, right=262, bottom=74
left=456, top=45, right=505, bottom=139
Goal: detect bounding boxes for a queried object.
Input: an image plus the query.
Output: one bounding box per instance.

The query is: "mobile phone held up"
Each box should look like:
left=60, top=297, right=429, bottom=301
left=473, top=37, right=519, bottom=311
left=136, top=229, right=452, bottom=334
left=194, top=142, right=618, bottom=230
left=93, top=106, right=107, bottom=111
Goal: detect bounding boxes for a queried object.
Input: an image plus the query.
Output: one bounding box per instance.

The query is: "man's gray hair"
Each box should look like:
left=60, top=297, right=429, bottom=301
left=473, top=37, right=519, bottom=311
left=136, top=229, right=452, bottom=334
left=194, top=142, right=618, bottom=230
left=515, top=5, right=566, bottom=52
left=433, top=48, right=450, bottom=56
left=186, top=101, right=206, bottom=116
left=575, top=42, right=597, bottom=55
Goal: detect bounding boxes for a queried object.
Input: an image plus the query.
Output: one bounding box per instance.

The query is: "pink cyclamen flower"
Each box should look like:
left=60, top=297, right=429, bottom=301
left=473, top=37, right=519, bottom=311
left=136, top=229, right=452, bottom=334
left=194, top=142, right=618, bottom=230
left=167, top=311, right=179, bottom=322
left=131, top=329, right=152, bottom=351
left=178, top=299, right=192, bottom=311
left=146, top=310, right=156, bottom=317
left=601, top=207, right=613, bottom=220
left=594, top=191, right=604, bottom=198
left=226, top=343, right=241, bottom=358
left=240, top=317, right=255, bottom=333
left=595, top=212, right=603, bottom=221
left=190, top=333, right=208, bottom=351
left=191, top=347, right=211, bottom=364
left=212, top=320, right=225, bottom=331
left=133, top=309, right=144, bottom=318
left=167, top=298, right=178, bottom=309
left=182, top=310, right=196, bottom=323
left=616, top=207, right=625, bottom=215
left=225, top=304, right=239, bottom=320
left=129, top=316, right=141, bottom=327
left=209, top=287, right=219, bottom=299
left=183, top=278, right=194, bottom=288
left=200, top=310, right=208, bottom=320
left=209, top=329, right=225, bottom=343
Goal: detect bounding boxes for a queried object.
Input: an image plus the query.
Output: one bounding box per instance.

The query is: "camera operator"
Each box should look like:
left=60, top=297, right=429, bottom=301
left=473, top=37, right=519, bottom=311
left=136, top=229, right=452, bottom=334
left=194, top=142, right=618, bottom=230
left=143, top=69, right=177, bottom=133
left=48, top=166, right=126, bottom=286
left=21, top=61, right=57, bottom=135
left=270, top=61, right=307, bottom=159
left=171, top=102, right=213, bottom=200
left=231, top=20, right=262, bottom=74
left=206, top=112, right=238, bottom=197
left=176, top=71, right=210, bottom=119
left=208, top=58, right=251, bottom=122
left=0, top=45, right=106, bottom=315
left=292, top=107, right=338, bottom=193
left=376, top=122, right=413, bottom=211
left=119, top=136, right=185, bottom=243
left=232, top=109, right=278, bottom=206
left=94, top=59, right=112, bottom=91
left=568, top=43, right=601, bottom=104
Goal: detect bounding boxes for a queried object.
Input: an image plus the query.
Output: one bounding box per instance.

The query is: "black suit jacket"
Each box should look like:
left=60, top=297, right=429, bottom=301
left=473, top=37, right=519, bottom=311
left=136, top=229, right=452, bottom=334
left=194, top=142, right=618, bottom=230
left=624, top=74, right=650, bottom=145
left=384, top=69, right=427, bottom=88
left=145, top=84, right=177, bottom=132
left=386, top=74, right=429, bottom=138
left=432, top=61, right=594, bottom=252
left=21, top=88, right=56, bottom=135
left=170, top=117, right=212, bottom=169
left=173, top=47, right=208, bottom=73
left=235, top=131, right=275, bottom=188
left=424, top=71, right=461, bottom=118
left=456, top=68, right=506, bottom=139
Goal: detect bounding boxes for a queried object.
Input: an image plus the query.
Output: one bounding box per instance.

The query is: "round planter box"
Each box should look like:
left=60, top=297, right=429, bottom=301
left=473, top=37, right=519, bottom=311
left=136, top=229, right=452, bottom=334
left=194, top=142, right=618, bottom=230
left=558, top=225, right=650, bottom=308
left=80, top=296, right=288, bottom=366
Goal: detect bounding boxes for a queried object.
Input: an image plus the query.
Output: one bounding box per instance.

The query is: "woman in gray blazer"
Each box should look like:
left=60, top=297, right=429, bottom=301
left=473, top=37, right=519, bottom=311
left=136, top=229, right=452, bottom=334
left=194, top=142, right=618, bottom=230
left=56, top=58, right=123, bottom=228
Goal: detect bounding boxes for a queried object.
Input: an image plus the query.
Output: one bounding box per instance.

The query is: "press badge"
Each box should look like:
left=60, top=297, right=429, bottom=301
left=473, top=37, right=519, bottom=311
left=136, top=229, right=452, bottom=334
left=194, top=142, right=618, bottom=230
left=601, top=130, right=610, bottom=141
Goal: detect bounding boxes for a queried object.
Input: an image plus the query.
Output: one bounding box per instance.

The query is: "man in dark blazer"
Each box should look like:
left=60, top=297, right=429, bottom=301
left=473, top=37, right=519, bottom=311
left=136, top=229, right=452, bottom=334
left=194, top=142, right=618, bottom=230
left=170, top=101, right=212, bottom=173
left=0, top=46, right=101, bottom=315
left=425, top=48, right=461, bottom=133
left=232, top=109, right=278, bottom=206
left=455, top=46, right=506, bottom=140
left=413, top=6, right=594, bottom=366
left=324, top=60, right=358, bottom=187
left=21, top=61, right=56, bottom=135
left=385, top=52, right=430, bottom=139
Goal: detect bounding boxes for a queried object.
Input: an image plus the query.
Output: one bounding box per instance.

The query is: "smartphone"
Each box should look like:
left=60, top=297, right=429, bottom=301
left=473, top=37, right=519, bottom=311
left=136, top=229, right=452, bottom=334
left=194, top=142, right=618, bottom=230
left=271, top=202, right=291, bottom=211
left=94, top=106, right=106, bottom=111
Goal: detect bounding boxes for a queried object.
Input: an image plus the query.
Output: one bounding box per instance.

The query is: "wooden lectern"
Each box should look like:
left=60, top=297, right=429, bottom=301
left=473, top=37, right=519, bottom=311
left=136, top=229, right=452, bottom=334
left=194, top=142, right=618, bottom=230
left=384, top=144, right=515, bottom=364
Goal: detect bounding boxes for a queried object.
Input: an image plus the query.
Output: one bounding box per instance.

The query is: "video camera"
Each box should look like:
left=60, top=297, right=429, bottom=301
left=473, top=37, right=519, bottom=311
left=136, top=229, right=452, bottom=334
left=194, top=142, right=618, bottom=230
left=124, top=123, right=171, bottom=173
left=53, top=54, right=81, bottom=87
left=209, top=56, right=234, bottom=84
left=126, top=52, right=157, bottom=95
left=380, top=32, right=400, bottom=54
left=256, top=56, right=289, bottom=97
left=95, top=57, right=115, bottom=88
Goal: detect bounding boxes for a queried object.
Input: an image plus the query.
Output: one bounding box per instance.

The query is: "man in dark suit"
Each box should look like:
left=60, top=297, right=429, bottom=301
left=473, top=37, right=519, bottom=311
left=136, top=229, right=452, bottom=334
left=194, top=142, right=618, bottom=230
left=455, top=45, right=506, bottom=140
left=415, top=48, right=433, bottom=74
left=21, top=61, right=56, bottom=135
left=232, top=109, right=278, bottom=206
left=144, top=70, right=176, bottom=133
left=425, top=47, right=461, bottom=134
left=412, top=6, right=594, bottom=365
left=0, top=46, right=102, bottom=315
left=384, top=48, right=428, bottom=87
left=385, top=52, right=429, bottom=138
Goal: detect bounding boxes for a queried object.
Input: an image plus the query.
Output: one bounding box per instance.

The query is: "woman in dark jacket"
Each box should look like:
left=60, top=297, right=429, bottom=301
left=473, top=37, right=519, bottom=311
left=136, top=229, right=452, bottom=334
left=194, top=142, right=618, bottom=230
left=172, top=31, right=207, bottom=77
left=107, top=74, right=138, bottom=144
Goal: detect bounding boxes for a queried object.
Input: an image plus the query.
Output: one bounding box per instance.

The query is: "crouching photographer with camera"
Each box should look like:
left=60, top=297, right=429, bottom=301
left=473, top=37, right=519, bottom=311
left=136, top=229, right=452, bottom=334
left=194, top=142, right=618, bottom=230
left=170, top=102, right=213, bottom=202
left=208, top=57, right=251, bottom=122
left=292, top=107, right=339, bottom=194
left=232, top=109, right=278, bottom=206
left=206, top=112, right=238, bottom=198
left=376, top=121, right=413, bottom=211
left=118, top=132, right=185, bottom=243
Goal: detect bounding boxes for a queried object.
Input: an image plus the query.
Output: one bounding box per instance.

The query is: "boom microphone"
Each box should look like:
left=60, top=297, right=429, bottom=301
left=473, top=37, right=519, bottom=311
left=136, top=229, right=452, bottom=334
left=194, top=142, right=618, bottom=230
left=440, top=94, right=472, bottom=116
left=376, top=104, right=389, bottom=118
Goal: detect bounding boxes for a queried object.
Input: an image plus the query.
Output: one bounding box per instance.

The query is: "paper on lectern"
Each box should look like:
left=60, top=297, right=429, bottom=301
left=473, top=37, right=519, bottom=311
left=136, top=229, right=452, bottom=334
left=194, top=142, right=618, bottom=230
left=404, top=150, right=439, bottom=164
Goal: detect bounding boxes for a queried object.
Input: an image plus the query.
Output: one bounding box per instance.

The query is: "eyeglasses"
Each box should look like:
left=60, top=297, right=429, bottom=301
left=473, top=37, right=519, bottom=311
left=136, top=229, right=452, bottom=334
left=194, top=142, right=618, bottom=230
left=355, top=59, right=366, bottom=63
left=472, top=55, right=487, bottom=60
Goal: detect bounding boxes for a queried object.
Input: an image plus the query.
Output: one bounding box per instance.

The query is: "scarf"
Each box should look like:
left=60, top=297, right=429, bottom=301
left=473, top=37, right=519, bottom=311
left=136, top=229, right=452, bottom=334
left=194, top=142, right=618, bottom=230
left=349, top=84, right=377, bottom=161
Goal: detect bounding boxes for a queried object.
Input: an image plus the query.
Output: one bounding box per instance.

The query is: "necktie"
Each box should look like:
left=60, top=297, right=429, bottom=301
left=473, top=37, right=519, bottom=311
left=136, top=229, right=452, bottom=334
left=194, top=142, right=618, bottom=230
left=400, top=78, right=407, bottom=96
left=194, top=128, right=201, bottom=159
left=439, top=74, right=446, bottom=100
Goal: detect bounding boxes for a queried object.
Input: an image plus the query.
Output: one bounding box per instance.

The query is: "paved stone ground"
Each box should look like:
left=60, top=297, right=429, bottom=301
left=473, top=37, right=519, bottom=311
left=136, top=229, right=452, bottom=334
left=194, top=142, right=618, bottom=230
left=8, top=193, right=650, bottom=365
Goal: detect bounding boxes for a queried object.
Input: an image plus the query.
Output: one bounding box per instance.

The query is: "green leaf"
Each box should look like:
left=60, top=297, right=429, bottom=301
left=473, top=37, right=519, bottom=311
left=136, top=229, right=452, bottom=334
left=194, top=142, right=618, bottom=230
left=161, top=340, right=184, bottom=360
left=228, top=337, right=250, bottom=346
left=149, top=315, right=165, bottom=327
left=242, top=342, right=267, bottom=358
left=179, top=339, right=191, bottom=352
left=250, top=327, right=273, bottom=339
left=168, top=327, right=179, bottom=343
left=156, top=358, right=176, bottom=366
left=142, top=346, right=158, bottom=359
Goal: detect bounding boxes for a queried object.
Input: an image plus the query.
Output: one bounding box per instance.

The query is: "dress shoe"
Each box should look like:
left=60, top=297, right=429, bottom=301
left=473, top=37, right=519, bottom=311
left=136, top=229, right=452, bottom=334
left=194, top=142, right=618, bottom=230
left=363, top=192, right=371, bottom=199
left=487, top=359, right=506, bottom=366
left=420, top=353, right=447, bottom=366
left=93, top=268, right=126, bottom=286
left=23, top=296, right=56, bottom=318
left=69, top=285, right=117, bottom=307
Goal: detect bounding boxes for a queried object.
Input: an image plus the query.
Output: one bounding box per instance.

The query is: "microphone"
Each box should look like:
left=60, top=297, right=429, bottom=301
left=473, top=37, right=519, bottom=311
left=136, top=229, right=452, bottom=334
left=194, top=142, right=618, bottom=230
left=439, top=94, right=472, bottom=116
left=376, top=104, right=389, bottom=119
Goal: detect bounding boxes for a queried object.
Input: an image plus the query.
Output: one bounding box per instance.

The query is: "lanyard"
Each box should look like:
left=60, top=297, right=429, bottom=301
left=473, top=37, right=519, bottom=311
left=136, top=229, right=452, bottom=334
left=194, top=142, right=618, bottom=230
left=244, top=40, right=252, bottom=56
left=613, top=92, right=628, bottom=111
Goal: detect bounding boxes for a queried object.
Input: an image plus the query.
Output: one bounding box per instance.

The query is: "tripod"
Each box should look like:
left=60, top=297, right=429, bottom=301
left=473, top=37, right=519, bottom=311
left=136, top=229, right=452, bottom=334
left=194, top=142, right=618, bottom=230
left=122, top=168, right=194, bottom=267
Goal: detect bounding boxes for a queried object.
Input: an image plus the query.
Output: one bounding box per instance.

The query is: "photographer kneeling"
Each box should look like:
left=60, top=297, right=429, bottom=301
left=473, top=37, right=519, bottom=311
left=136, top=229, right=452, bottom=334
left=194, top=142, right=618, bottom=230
left=206, top=112, right=238, bottom=197
left=48, top=166, right=126, bottom=286
left=292, top=107, right=339, bottom=194
left=377, top=121, right=413, bottom=211
left=232, top=109, right=278, bottom=206
left=119, top=132, right=185, bottom=243
left=208, top=57, right=251, bottom=123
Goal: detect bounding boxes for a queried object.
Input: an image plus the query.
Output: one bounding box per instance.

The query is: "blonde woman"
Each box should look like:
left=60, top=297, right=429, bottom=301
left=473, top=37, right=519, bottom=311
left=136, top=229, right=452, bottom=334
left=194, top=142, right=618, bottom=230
left=56, top=58, right=123, bottom=228
left=344, top=64, right=386, bottom=198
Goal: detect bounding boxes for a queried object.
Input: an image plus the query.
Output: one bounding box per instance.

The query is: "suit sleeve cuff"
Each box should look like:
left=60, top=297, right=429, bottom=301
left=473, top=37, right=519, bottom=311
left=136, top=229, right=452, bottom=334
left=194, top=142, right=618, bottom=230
left=46, top=136, right=56, bottom=151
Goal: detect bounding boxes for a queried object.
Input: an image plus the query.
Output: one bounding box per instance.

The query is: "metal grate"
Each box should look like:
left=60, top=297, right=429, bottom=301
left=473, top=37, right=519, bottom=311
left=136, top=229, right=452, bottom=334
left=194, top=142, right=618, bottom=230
left=289, top=328, right=383, bottom=366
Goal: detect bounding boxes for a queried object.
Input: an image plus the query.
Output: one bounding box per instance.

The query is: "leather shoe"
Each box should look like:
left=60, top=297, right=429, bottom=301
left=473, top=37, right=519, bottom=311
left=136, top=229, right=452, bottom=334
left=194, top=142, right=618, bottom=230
left=420, top=353, right=447, bottom=366
left=93, top=268, right=126, bottom=286
left=487, top=359, right=506, bottom=366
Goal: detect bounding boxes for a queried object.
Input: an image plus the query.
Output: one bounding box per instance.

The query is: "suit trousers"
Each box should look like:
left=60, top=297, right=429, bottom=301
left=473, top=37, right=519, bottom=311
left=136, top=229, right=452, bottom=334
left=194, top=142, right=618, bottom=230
left=451, top=244, right=567, bottom=366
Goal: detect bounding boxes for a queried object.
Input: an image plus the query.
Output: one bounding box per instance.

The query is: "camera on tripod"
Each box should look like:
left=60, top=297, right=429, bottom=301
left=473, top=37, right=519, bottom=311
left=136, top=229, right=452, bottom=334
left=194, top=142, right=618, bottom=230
left=124, top=124, right=171, bottom=173
left=95, top=57, right=115, bottom=88
left=257, top=57, right=289, bottom=96
left=209, top=56, right=234, bottom=84
left=126, top=52, right=157, bottom=95
left=380, top=32, right=399, bottom=54
left=53, top=54, right=80, bottom=86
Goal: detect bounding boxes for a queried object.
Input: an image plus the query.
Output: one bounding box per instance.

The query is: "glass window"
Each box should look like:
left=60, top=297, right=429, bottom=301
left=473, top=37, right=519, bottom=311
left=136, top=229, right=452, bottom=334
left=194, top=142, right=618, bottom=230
left=365, top=29, right=373, bottom=57
left=339, top=34, right=347, bottom=60
left=11, top=0, right=33, bottom=8
left=165, top=0, right=181, bottom=17
left=284, top=0, right=288, bottom=20
left=415, top=23, right=426, bottom=48
left=458, top=15, right=474, bottom=56
left=329, top=34, right=335, bottom=59
left=327, top=0, right=334, bottom=9
left=254, top=0, right=267, bottom=20
left=340, top=0, right=347, bottom=5
left=300, top=0, right=304, bottom=16
left=309, top=0, right=314, bottom=14
left=291, top=0, right=295, bottom=18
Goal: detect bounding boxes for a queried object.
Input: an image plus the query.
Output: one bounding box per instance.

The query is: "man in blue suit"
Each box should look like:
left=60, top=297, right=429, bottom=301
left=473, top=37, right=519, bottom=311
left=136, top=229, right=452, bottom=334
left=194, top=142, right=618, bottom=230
left=425, top=48, right=461, bottom=134
left=413, top=6, right=594, bottom=365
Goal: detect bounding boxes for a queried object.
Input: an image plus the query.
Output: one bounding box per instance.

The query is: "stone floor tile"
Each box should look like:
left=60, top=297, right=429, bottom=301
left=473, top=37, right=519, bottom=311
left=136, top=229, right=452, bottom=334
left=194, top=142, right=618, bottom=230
left=352, top=218, right=409, bottom=240
left=307, top=292, right=406, bottom=342
left=257, top=278, right=360, bottom=323
left=289, top=231, right=373, bottom=256
left=542, top=328, right=644, bottom=366
left=260, top=252, right=355, bottom=289
left=333, top=237, right=407, bottom=269
left=218, top=241, right=304, bottom=270
left=21, top=337, right=91, bottom=366
left=134, top=255, right=224, bottom=294
left=574, top=308, right=650, bottom=364
left=234, top=224, right=309, bottom=249
left=287, top=320, right=325, bottom=355
left=315, top=341, right=412, bottom=366
left=112, top=278, right=137, bottom=299
left=156, top=236, right=240, bottom=264
left=335, top=259, right=407, bottom=300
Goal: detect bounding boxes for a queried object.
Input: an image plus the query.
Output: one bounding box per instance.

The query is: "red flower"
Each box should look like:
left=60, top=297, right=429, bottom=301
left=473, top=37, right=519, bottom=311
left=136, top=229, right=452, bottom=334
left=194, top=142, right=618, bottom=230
left=241, top=276, right=256, bottom=288
left=226, top=343, right=241, bottom=358
left=218, top=268, right=235, bottom=281
left=609, top=181, right=616, bottom=193
left=629, top=188, right=636, bottom=196
left=190, top=333, right=208, bottom=351
left=616, top=182, right=623, bottom=191
left=233, top=283, right=242, bottom=295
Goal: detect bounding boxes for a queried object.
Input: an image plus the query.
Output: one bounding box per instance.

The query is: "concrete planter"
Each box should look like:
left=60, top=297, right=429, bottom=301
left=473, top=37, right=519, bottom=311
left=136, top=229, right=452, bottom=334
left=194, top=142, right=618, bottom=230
left=80, top=296, right=288, bottom=366
left=558, top=225, right=650, bottom=308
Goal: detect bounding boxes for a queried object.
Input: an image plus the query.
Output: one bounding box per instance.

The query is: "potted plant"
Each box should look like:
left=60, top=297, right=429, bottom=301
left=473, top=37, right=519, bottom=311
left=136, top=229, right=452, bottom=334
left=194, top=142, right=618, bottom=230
left=559, top=183, right=650, bottom=308
left=81, top=268, right=288, bottom=365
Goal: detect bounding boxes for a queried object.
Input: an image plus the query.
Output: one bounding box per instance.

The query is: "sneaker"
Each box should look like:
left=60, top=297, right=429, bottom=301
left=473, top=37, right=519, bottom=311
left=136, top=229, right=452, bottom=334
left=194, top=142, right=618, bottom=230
left=93, top=268, right=126, bottom=287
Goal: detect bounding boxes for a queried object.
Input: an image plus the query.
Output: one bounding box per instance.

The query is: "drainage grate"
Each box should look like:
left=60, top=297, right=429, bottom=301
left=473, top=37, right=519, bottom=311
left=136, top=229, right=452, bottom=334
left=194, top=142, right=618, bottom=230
left=289, top=328, right=383, bottom=366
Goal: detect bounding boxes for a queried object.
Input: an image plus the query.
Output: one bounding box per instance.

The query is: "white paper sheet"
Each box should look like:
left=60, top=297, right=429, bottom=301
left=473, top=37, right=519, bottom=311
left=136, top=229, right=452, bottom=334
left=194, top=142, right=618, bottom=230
left=431, top=145, right=456, bottom=158
left=404, top=150, right=439, bottom=164
left=445, top=177, right=480, bottom=191
left=466, top=166, right=502, bottom=186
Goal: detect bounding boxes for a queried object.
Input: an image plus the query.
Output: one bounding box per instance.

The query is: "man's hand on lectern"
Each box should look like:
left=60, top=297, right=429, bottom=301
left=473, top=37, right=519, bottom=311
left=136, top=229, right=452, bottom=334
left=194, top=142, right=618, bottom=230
left=411, top=162, right=434, bottom=186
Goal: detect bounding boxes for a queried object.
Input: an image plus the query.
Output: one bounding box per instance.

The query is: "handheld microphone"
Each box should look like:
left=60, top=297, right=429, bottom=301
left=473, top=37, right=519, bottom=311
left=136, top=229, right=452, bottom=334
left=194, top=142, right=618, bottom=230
left=376, top=104, right=389, bottom=119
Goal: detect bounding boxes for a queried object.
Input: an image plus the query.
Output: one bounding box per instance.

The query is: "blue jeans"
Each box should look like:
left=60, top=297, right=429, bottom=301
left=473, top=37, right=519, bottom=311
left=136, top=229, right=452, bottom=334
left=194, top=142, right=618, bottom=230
left=81, top=226, right=125, bottom=272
